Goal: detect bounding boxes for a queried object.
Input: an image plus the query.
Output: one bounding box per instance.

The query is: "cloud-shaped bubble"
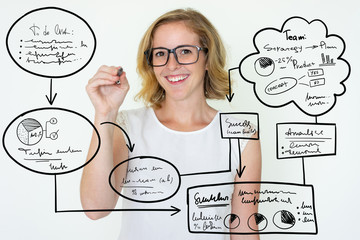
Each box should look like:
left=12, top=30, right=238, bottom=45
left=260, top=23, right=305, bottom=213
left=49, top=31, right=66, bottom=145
left=240, top=16, right=350, bottom=116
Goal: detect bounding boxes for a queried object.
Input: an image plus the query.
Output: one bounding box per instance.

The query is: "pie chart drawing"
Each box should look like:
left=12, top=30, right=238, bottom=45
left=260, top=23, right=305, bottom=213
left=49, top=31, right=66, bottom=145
left=224, top=213, right=240, bottom=229
left=247, top=213, right=268, bottom=231
left=273, top=210, right=296, bottom=230
left=16, top=118, right=43, bottom=145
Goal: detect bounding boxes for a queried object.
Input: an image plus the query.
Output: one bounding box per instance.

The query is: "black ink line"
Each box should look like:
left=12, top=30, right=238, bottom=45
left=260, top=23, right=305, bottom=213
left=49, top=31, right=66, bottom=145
left=302, top=157, right=306, bottom=185
left=119, top=186, right=154, bottom=188
left=197, top=204, right=229, bottom=209
left=289, top=140, right=325, bottom=143
left=236, top=139, right=246, bottom=178
left=24, top=39, right=73, bottom=44
left=54, top=175, right=180, bottom=216
left=285, top=137, right=332, bottom=140
left=46, top=79, right=57, bottom=105
left=179, top=139, right=231, bottom=177
left=54, top=175, right=58, bottom=213
left=56, top=206, right=181, bottom=216
left=180, top=169, right=231, bottom=177
left=298, top=75, right=306, bottom=81
left=24, top=158, right=62, bottom=161
left=101, top=122, right=135, bottom=152
left=226, top=67, right=238, bottom=102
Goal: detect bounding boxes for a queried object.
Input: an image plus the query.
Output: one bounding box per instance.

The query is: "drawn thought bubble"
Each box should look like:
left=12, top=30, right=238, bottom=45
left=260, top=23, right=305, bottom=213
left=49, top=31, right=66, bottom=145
left=2, top=107, right=100, bottom=175
left=110, top=156, right=181, bottom=203
left=6, top=7, right=96, bottom=78
left=240, top=16, right=350, bottom=116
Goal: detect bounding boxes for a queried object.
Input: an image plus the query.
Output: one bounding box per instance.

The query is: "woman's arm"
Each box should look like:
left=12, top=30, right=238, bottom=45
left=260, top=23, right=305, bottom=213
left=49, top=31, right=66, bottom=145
left=80, top=65, right=129, bottom=220
left=231, top=135, right=262, bottom=240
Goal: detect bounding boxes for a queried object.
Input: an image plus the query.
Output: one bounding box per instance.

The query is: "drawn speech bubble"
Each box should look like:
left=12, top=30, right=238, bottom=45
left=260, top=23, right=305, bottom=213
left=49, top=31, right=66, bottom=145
left=110, top=156, right=181, bottom=203
left=240, top=16, right=350, bottom=116
left=2, top=107, right=100, bottom=175
left=6, top=7, right=96, bottom=78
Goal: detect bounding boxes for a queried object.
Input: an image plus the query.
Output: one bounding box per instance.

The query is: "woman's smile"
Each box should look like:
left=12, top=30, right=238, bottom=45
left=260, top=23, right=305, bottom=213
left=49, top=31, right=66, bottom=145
left=165, top=74, right=189, bottom=84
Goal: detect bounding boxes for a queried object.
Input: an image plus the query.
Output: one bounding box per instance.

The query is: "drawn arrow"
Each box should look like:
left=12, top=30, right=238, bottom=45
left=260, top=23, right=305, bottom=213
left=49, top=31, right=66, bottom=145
left=236, top=139, right=246, bottom=178
left=305, top=45, right=319, bottom=50
left=46, top=78, right=57, bottom=105
left=54, top=176, right=180, bottom=216
left=226, top=67, right=239, bottom=102
left=101, top=121, right=135, bottom=152
left=55, top=205, right=181, bottom=216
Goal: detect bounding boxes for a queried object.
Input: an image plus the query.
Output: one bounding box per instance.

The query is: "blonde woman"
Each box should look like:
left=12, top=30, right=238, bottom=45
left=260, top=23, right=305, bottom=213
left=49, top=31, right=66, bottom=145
left=81, top=8, right=261, bottom=240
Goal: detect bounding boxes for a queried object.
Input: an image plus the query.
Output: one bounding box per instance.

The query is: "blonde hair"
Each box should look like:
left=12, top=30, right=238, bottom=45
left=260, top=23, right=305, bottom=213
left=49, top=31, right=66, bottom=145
left=136, top=8, right=228, bottom=108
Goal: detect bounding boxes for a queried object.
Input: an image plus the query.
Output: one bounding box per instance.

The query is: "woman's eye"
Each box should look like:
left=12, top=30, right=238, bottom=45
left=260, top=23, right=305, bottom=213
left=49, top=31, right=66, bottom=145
left=154, top=51, right=166, bottom=57
left=180, top=49, right=192, bottom=55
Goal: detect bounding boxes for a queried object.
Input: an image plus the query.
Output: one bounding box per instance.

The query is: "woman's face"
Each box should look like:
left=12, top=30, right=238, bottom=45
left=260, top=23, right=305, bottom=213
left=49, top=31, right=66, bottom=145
left=152, top=21, right=207, bottom=103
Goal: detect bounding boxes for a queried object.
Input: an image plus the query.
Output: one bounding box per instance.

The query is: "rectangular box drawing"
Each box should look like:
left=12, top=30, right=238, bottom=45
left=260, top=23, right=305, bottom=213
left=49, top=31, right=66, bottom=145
left=187, top=182, right=317, bottom=235
left=276, top=123, right=336, bottom=159
left=307, top=68, right=324, bottom=77
left=309, top=78, right=325, bottom=87
left=220, top=112, right=259, bottom=139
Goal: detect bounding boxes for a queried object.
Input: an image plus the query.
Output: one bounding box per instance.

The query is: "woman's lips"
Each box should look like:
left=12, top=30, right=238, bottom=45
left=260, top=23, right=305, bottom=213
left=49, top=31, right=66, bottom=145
left=165, top=74, right=189, bottom=84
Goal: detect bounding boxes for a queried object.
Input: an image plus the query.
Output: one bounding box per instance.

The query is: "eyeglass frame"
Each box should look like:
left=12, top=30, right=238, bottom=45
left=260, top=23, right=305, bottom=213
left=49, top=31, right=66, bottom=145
left=144, top=45, right=208, bottom=67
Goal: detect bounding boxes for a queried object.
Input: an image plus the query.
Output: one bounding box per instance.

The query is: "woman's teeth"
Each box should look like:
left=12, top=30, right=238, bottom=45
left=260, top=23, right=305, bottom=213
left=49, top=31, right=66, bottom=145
left=167, top=75, right=188, bottom=82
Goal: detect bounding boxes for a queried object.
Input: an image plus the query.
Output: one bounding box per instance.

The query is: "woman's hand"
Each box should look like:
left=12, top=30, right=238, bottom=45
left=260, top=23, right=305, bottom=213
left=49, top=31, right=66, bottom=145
left=86, top=65, right=129, bottom=116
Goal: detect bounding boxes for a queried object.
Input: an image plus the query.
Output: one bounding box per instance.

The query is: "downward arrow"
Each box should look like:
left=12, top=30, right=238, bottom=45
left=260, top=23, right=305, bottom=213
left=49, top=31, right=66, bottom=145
left=46, top=79, right=57, bottom=105
left=101, top=121, right=135, bottom=152
left=236, top=139, right=246, bottom=178
left=226, top=67, right=239, bottom=102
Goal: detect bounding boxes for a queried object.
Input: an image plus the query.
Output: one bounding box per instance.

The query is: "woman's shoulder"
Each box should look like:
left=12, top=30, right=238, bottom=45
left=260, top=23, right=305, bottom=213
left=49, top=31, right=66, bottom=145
left=116, top=106, right=151, bottom=126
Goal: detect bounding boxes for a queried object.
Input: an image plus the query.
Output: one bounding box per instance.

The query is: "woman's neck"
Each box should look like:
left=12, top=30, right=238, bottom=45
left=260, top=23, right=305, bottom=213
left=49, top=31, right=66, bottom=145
left=153, top=97, right=217, bottom=132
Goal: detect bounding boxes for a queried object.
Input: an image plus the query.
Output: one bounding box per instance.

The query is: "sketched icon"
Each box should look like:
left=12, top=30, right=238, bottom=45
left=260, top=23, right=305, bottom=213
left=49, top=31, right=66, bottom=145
left=273, top=210, right=296, bottom=230
left=17, top=118, right=43, bottom=145
left=254, top=57, right=275, bottom=77
left=223, top=213, right=240, bottom=229
left=247, top=212, right=268, bottom=231
left=16, top=117, right=59, bottom=145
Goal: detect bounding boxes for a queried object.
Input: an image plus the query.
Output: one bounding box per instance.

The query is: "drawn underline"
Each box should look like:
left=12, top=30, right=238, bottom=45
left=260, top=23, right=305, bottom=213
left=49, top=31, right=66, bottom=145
left=289, top=140, right=325, bottom=142
left=285, top=137, right=332, bottom=140
left=120, top=186, right=154, bottom=189
left=197, top=204, right=230, bottom=209
left=24, top=158, right=62, bottom=162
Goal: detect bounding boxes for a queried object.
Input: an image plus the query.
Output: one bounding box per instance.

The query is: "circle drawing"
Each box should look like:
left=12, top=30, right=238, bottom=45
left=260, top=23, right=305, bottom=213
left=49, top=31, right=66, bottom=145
left=224, top=213, right=240, bottom=229
left=254, top=57, right=275, bottom=76
left=247, top=212, right=268, bottom=231
left=273, top=210, right=296, bottom=230
left=16, top=118, right=43, bottom=145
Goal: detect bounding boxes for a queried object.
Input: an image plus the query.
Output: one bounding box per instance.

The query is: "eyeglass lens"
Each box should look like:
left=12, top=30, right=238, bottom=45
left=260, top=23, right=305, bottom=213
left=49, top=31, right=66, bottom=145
left=150, top=45, right=200, bottom=66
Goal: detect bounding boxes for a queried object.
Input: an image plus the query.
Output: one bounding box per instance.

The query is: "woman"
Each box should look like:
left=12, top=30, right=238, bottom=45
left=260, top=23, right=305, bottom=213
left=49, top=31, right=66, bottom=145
left=81, top=8, right=261, bottom=240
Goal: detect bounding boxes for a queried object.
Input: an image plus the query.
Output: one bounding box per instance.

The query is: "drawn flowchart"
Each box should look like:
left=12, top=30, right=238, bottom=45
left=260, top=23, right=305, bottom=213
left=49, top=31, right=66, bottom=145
left=2, top=7, right=350, bottom=238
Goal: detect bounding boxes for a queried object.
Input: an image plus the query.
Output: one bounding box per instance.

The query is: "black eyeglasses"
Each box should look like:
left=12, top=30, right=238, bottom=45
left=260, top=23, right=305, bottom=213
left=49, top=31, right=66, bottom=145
left=144, top=45, right=208, bottom=67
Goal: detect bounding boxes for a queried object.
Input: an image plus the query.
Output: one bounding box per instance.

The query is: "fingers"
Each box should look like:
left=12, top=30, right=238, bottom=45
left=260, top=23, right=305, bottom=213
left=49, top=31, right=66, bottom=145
left=88, top=65, right=119, bottom=84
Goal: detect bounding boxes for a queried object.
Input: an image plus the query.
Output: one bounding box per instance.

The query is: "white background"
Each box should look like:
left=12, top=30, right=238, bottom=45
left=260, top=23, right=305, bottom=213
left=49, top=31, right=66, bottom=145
left=1, top=0, right=359, bottom=239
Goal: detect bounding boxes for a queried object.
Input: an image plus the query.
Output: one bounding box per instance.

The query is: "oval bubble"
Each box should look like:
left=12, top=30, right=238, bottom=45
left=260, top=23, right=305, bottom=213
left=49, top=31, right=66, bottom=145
left=6, top=7, right=96, bottom=78
left=265, top=77, right=297, bottom=95
left=110, top=156, right=181, bottom=203
left=2, top=107, right=100, bottom=175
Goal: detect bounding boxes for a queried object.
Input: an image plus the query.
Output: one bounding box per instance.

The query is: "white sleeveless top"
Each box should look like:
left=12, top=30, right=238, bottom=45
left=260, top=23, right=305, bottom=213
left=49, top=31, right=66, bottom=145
left=115, top=107, right=251, bottom=240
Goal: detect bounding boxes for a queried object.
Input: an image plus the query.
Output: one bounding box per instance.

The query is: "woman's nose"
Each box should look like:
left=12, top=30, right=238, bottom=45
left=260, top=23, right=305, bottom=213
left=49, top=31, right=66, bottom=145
left=166, top=52, right=181, bottom=70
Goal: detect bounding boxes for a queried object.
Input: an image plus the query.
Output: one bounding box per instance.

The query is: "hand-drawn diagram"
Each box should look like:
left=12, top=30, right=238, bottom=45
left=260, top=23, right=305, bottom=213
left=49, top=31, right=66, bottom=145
left=3, top=107, right=100, bottom=175
left=6, top=7, right=96, bottom=78
left=3, top=7, right=99, bottom=177
left=239, top=16, right=350, bottom=117
left=187, top=182, right=316, bottom=234
left=2, top=8, right=350, bottom=239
